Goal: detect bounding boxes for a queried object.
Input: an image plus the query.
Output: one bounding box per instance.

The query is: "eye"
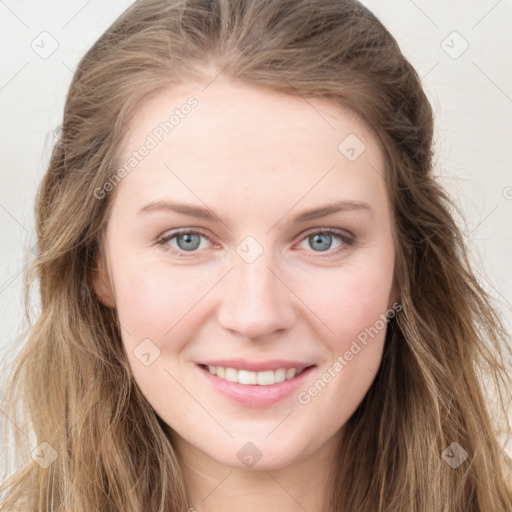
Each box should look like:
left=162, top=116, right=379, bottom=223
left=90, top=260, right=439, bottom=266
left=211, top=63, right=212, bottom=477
left=296, top=228, right=354, bottom=257
left=157, top=229, right=213, bottom=256
left=157, top=227, right=354, bottom=258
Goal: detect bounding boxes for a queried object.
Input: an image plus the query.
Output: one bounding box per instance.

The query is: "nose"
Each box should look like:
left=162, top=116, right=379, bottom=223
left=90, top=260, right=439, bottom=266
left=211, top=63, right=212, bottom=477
left=216, top=249, right=296, bottom=341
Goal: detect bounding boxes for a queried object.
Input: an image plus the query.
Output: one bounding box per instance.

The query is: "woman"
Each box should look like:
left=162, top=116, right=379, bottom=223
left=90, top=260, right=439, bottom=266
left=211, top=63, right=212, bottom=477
left=1, top=0, right=511, bottom=510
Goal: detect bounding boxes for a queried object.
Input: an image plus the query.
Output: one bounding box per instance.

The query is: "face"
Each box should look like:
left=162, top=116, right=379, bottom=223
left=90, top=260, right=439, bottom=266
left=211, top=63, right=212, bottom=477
left=93, top=78, right=396, bottom=471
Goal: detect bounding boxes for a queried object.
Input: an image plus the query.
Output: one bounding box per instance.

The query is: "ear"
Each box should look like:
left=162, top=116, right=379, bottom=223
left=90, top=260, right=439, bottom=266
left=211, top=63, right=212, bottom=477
left=91, top=253, right=116, bottom=308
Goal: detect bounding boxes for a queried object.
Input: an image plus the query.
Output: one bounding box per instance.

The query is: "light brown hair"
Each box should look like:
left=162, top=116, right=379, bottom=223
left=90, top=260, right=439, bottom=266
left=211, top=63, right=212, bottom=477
left=1, top=0, right=511, bottom=510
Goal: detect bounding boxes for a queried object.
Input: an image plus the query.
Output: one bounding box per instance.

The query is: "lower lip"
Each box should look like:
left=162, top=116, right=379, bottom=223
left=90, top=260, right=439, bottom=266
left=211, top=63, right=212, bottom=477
left=196, top=365, right=316, bottom=407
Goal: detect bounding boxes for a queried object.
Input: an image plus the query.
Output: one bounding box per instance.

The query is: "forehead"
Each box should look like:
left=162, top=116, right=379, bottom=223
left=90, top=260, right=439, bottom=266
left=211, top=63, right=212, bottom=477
left=110, top=78, right=388, bottom=220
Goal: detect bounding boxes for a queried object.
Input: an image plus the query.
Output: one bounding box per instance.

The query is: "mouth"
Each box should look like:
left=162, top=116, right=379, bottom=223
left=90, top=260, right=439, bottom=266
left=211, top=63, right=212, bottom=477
left=195, top=363, right=317, bottom=407
left=198, top=364, right=315, bottom=386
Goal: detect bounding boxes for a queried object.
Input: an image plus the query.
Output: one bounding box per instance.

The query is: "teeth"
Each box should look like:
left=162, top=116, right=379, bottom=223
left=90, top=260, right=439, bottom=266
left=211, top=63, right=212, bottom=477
left=239, top=369, right=257, bottom=385
left=274, top=368, right=286, bottom=383
left=205, top=365, right=304, bottom=385
left=257, top=370, right=275, bottom=386
left=285, top=368, right=297, bottom=380
left=225, top=367, right=238, bottom=383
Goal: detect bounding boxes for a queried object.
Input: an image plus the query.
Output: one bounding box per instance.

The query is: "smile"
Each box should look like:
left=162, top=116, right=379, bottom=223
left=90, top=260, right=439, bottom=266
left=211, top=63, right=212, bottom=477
left=196, top=363, right=317, bottom=407
left=201, top=365, right=308, bottom=386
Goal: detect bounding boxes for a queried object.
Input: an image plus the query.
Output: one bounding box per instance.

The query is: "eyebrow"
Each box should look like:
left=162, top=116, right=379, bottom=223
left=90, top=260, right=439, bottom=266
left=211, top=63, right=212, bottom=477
left=136, top=199, right=373, bottom=223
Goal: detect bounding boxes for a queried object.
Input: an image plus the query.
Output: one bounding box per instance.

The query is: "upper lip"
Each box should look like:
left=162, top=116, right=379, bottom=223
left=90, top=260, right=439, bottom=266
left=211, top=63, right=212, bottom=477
left=197, top=359, right=315, bottom=372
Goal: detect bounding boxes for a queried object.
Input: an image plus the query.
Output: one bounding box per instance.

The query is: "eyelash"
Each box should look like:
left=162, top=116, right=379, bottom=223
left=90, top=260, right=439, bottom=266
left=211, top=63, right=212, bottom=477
left=156, top=227, right=354, bottom=259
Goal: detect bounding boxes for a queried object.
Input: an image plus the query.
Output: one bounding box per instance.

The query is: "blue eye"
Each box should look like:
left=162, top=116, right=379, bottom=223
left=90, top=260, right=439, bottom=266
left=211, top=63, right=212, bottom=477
left=298, top=229, right=353, bottom=256
left=158, top=230, right=212, bottom=255
left=174, top=232, right=202, bottom=251
left=157, top=228, right=353, bottom=258
left=308, top=232, right=336, bottom=251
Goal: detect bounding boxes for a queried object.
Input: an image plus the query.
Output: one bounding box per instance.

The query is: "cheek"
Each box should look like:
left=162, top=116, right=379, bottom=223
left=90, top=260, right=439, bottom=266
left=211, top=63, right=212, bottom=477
left=307, top=258, right=394, bottom=349
left=293, top=250, right=394, bottom=409
left=111, top=259, right=212, bottom=340
left=111, top=262, right=205, bottom=410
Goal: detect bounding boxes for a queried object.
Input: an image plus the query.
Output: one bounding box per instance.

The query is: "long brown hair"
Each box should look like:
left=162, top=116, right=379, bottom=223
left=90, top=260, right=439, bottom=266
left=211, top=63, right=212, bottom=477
left=1, top=0, right=511, bottom=510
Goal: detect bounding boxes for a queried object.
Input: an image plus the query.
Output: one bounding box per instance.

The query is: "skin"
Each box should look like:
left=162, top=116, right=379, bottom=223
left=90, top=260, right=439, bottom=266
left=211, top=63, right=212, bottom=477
left=92, top=77, right=396, bottom=512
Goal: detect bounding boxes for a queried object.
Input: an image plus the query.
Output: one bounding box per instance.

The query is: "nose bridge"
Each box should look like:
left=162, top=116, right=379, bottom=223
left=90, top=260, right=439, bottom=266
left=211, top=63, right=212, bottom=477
left=217, top=244, right=295, bottom=340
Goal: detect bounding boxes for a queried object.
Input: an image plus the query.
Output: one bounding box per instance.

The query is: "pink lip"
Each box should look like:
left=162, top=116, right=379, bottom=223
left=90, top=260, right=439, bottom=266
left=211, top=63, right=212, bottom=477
left=197, top=359, right=314, bottom=372
left=196, top=364, right=316, bottom=407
